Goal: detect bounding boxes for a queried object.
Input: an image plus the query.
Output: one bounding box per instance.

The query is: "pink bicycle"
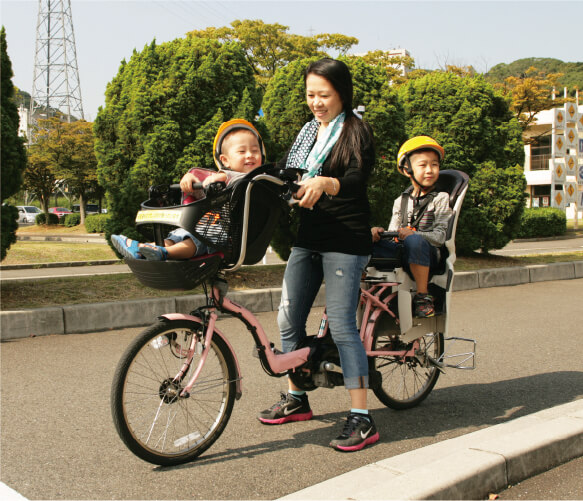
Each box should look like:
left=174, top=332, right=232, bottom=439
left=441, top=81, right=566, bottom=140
left=111, top=165, right=475, bottom=466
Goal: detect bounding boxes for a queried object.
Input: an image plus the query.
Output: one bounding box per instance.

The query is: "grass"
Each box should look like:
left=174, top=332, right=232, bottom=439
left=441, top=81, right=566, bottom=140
left=2, top=224, right=582, bottom=310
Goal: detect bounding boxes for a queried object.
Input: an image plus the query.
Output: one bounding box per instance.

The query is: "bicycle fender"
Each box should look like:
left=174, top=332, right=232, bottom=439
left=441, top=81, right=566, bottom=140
left=160, top=313, right=243, bottom=400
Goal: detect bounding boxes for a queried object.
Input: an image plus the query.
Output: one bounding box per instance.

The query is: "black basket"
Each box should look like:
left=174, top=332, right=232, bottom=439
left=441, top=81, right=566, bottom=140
left=126, top=253, right=223, bottom=291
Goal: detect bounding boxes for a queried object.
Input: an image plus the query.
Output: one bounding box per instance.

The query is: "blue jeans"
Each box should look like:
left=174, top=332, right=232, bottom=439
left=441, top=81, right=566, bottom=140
left=373, top=233, right=438, bottom=270
left=278, top=247, right=370, bottom=389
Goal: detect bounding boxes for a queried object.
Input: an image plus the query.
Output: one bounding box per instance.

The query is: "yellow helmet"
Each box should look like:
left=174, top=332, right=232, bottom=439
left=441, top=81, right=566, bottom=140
left=397, top=136, right=445, bottom=175
left=213, top=119, right=266, bottom=169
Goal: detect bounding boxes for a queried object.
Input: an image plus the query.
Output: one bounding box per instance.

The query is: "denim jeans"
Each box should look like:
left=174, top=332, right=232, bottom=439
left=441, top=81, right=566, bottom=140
left=373, top=233, right=438, bottom=270
left=277, top=247, right=370, bottom=389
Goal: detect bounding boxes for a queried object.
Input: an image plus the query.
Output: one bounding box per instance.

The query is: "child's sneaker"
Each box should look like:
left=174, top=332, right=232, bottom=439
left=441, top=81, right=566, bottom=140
left=258, top=392, right=313, bottom=424
left=138, top=243, right=169, bottom=261
left=413, top=293, right=435, bottom=318
left=111, top=235, right=143, bottom=260
left=330, top=412, right=379, bottom=452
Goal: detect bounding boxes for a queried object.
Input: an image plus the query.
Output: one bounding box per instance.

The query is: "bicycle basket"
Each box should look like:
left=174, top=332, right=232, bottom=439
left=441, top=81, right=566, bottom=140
left=125, top=252, right=223, bottom=291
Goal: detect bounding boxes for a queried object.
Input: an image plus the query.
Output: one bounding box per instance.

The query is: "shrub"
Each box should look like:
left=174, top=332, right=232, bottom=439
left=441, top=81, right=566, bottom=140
left=517, top=208, right=566, bottom=238
left=62, top=213, right=81, bottom=227
left=35, top=212, right=59, bottom=225
left=85, top=214, right=110, bottom=233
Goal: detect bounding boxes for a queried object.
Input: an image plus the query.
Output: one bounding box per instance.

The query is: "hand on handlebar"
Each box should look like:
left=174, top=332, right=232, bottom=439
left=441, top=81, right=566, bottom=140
left=179, top=172, right=202, bottom=194
left=295, top=177, right=326, bottom=209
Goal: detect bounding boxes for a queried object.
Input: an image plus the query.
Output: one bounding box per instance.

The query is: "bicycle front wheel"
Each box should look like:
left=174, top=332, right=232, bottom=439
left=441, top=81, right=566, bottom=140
left=111, top=319, right=237, bottom=466
left=372, top=324, right=444, bottom=410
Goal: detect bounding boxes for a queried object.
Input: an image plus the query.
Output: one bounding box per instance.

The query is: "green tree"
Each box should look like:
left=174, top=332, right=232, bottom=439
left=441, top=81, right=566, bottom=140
left=188, top=20, right=358, bottom=88
left=94, top=37, right=260, bottom=246
left=1, top=26, right=28, bottom=259
left=399, top=71, right=526, bottom=253
left=23, top=142, right=56, bottom=215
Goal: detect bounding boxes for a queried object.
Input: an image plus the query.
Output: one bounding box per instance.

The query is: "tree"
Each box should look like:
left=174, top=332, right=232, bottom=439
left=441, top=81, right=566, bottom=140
left=360, top=50, right=415, bottom=86
left=187, top=20, right=358, bottom=88
left=23, top=143, right=56, bottom=214
left=1, top=26, right=28, bottom=260
left=494, top=66, right=563, bottom=131
left=94, top=37, right=260, bottom=246
left=399, top=72, right=526, bottom=253
left=262, top=56, right=406, bottom=258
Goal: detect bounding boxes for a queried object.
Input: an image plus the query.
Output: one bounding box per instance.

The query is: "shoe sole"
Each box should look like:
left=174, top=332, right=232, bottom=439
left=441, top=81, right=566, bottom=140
left=332, top=432, right=380, bottom=452
left=139, top=244, right=164, bottom=261
left=258, top=410, right=313, bottom=425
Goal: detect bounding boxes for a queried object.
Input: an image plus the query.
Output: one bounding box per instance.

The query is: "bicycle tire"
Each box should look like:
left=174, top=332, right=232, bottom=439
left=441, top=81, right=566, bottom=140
left=371, top=316, right=444, bottom=410
left=111, top=318, right=237, bottom=466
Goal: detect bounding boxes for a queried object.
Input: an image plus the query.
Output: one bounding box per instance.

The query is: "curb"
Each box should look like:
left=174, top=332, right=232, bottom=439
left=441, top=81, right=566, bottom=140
left=277, top=399, right=583, bottom=500
left=1, top=261, right=582, bottom=341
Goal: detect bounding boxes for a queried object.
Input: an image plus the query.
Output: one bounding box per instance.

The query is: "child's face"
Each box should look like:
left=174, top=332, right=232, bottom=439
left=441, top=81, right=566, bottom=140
left=407, top=150, right=440, bottom=190
left=219, top=130, right=262, bottom=172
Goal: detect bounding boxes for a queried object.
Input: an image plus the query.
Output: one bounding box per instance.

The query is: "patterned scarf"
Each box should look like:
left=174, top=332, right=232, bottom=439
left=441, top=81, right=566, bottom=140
left=286, top=112, right=345, bottom=180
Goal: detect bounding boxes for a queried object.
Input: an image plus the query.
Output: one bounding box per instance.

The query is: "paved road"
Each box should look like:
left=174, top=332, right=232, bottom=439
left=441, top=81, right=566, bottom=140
left=490, top=235, right=583, bottom=256
left=1, top=279, right=582, bottom=500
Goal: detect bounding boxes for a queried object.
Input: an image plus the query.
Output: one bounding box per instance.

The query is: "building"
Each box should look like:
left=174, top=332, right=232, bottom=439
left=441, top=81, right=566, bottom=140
left=523, top=98, right=582, bottom=220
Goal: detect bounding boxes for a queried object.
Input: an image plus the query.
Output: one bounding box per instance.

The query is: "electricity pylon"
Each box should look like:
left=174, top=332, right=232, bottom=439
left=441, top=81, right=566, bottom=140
left=29, top=0, right=84, bottom=129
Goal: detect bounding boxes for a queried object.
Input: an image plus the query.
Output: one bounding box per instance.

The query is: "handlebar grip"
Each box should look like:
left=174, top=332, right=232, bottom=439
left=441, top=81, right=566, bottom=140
left=379, top=231, right=399, bottom=239
left=170, top=182, right=204, bottom=191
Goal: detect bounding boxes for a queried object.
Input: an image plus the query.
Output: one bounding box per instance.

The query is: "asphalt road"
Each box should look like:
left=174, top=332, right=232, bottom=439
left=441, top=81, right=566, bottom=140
left=1, top=279, right=582, bottom=500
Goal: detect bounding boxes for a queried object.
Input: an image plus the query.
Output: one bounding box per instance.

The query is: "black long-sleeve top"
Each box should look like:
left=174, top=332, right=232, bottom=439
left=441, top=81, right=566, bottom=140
left=277, top=133, right=375, bottom=256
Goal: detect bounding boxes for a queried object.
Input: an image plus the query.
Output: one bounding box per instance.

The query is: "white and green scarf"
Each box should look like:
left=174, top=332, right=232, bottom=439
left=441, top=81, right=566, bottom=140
left=286, top=112, right=345, bottom=180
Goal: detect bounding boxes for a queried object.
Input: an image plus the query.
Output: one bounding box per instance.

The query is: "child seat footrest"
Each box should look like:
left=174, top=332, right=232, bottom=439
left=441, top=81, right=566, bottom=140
left=368, top=257, right=402, bottom=271
left=126, top=253, right=223, bottom=291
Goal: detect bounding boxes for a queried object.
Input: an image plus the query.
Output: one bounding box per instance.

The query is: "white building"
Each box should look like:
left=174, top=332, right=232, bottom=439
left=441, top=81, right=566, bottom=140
left=523, top=100, right=583, bottom=220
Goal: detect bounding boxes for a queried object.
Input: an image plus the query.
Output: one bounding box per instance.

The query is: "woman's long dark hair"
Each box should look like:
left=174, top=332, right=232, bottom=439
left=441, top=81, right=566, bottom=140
left=304, top=58, right=373, bottom=174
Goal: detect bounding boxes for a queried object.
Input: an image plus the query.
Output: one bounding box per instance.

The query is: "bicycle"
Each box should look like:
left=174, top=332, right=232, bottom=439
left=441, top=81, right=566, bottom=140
left=111, top=164, right=476, bottom=466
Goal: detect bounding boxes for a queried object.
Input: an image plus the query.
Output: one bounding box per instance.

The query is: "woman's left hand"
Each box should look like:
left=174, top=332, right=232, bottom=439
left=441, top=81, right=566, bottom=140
left=296, top=177, right=326, bottom=208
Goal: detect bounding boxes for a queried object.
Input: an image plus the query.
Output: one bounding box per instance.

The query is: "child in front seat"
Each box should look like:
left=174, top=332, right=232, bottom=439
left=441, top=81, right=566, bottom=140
left=112, top=119, right=266, bottom=261
left=371, top=136, right=452, bottom=318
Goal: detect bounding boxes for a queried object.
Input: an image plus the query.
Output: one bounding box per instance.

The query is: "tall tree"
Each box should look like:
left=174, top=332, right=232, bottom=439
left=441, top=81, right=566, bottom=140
left=399, top=72, right=526, bottom=253
left=1, top=26, right=28, bottom=260
left=94, top=37, right=260, bottom=245
left=188, top=20, right=358, bottom=88
left=494, top=66, right=563, bottom=131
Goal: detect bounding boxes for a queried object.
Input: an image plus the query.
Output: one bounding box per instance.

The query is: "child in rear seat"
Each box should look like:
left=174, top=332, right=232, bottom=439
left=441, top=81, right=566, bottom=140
left=111, top=119, right=266, bottom=261
left=371, top=136, right=452, bottom=318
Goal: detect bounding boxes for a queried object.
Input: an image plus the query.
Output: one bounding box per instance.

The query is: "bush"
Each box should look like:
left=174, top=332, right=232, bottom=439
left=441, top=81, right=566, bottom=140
left=518, top=208, right=566, bottom=238
left=35, top=212, right=59, bottom=225
left=85, top=214, right=110, bottom=233
left=62, top=213, right=81, bottom=227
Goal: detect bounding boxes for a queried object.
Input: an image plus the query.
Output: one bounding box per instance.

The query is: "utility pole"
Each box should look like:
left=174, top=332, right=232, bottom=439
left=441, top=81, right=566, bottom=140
left=29, top=0, right=84, bottom=136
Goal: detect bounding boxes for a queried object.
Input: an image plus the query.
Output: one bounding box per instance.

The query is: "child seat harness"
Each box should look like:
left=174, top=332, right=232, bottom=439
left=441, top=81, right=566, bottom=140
left=400, top=187, right=438, bottom=229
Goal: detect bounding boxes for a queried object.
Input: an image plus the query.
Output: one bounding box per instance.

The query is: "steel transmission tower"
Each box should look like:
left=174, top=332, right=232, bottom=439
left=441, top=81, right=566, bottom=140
left=30, top=0, right=84, bottom=127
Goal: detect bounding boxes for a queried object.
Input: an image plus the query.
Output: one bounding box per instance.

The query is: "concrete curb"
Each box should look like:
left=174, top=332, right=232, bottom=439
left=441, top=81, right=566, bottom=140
left=1, top=261, right=582, bottom=341
left=277, top=399, right=583, bottom=500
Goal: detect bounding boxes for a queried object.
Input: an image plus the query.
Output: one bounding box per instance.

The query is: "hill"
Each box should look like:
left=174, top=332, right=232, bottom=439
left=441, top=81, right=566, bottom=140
left=485, top=58, right=583, bottom=96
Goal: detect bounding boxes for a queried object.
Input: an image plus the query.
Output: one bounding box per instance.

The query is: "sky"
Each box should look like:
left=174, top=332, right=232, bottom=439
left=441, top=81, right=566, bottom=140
left=2, top=0, right=582, bottom=121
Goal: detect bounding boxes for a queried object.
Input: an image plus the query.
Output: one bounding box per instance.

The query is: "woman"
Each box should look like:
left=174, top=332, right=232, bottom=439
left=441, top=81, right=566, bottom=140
left=257, top=58, right=379, bottom=452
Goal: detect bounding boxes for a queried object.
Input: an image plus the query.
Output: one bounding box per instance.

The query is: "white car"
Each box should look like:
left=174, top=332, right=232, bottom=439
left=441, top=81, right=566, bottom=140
left=16, top=205, right=42, bottom=224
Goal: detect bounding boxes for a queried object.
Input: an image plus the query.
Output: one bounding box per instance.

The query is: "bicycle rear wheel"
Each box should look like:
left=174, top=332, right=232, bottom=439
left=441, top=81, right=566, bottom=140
left=111, top=319, right=237, bottom=466
left=371, top=320, right=444, bottom=410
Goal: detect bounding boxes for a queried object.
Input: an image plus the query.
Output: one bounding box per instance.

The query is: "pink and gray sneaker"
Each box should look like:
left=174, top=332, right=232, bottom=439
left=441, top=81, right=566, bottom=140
left=258, top=392, right=313, bottom=425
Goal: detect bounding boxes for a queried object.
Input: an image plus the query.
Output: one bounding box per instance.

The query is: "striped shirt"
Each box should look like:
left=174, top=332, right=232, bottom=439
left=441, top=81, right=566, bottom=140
left=387, top=191, right=452, bottom=248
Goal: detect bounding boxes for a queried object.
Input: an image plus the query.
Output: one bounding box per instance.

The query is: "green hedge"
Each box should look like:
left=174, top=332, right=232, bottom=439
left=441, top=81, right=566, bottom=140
left=62, top=213, right=81, bottom=227
left=35, top=213, right=59, bottom=225
left=517, top=208, right=567, bottom=238
left=85, top=214, right=110, bottom=233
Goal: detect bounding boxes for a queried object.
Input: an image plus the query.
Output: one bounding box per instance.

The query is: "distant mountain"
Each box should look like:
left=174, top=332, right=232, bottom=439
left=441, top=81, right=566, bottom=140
left=485, top=58, right=583, bottom=96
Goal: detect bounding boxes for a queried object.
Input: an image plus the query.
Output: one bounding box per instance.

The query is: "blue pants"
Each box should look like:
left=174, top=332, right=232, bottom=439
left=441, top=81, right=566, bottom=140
left=373, top=233, right=438, bottom=271
left=277, top=247, right=370, bottom=389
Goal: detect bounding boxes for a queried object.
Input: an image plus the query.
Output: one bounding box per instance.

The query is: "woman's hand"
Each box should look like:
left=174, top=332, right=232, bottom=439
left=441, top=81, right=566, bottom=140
left=295, top=176, right=337, bottom=209
left=371, top=226, right=384, bottom=242
left=179, top=172, right=201, bottom=194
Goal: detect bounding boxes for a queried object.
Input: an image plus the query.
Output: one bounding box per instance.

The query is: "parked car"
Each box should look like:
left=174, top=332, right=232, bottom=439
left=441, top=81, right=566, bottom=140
left=72, top=204, right=101, bottom=215
left=16, top=205, right=42, bottom=224
left=48, top=207, right=73, bottom=219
